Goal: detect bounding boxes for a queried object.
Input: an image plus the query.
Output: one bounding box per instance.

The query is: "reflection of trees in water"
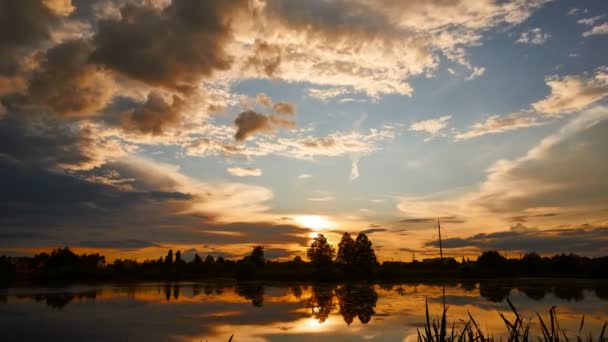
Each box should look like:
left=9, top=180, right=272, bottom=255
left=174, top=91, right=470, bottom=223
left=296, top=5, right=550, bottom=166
left=517, top=286, right=546, bottom=301
left=290, top=285, right=303, bottom=299
left=479, top=283, right=511, bottom=302
left=479, top=282, right=597, bottom=302
left=378, top=283, right=393, bottom=291
left=164, top=284, right=171, bottom=301
left=394, top=286, right=407, bottom=296
left=161, top=284, right=180, bottom=301
left=553, top=285, right=584, bottom=301
left=307, top=286, right=335, bottom=323
left=192, top=282, right=227, bottom=297
left=235, top=283, right=264, bottom=307
left=35, top=294, right=74, bottom=309
left=192, top=284, right=201, bottom=297
left=204, top=283, right=213, bottom=296
left=595, top=284, right=608, bottom=300
left=335, top=285, right=378, bottom=325
left=173, top=285, right=179, bottom=300
left=29, top=291, right=98, bottom=309
left=215, top=283, right=224, bottom=295
left=460, top=282, right=477, bottom=292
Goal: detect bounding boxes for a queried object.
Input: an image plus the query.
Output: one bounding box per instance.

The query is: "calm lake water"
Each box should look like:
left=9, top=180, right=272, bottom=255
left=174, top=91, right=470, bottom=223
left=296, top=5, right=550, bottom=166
left=1, top=280, right=607, bottom=341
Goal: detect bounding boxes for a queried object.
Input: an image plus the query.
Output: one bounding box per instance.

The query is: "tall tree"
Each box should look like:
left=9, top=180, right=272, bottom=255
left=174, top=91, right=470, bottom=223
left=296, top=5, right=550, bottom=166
left=336, top=232, right=355, bottom=266
left=250, top=246, right=265, bottom=266
left=164, top=249, right=173, bottom=264
left=175, top=250, right=183, bottom=264
left=353, top=233, right=378, bottom=269
left=307, top=233, right=335, bottom=267
left=204, top=255, right=215, bottom=264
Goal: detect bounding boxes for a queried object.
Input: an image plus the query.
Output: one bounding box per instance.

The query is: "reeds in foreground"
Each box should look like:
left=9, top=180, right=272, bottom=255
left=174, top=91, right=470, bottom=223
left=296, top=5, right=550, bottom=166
left=417, top=298, right=607, bottom=342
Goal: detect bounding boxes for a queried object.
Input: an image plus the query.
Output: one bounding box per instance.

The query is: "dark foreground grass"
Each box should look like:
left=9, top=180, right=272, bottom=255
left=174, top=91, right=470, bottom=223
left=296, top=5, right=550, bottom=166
left=418, top=298, right=607, bottom=342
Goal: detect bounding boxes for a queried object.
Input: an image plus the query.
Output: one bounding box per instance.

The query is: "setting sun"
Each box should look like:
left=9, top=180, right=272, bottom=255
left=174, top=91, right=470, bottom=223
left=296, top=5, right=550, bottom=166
left=296, top=215, right=332, bottom=231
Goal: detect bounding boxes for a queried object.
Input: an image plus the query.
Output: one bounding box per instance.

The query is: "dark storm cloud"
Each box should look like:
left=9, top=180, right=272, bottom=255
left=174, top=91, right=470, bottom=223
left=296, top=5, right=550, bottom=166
left=0, top=116, right=309, bottom=251
left=90, top=0, right=247, bottom=90
left=0, top=112, right=121, bottom=170
left=424, top=226, right=608, bottom=256
left=0, top=154, right=310, bottom=250
left=0, top=0, right=64, bottom=77
left=0, top=0, right=60, bottom=48
left=0, top=155, right=190, bottom=229
left=22, top=39, right=115, bottom=117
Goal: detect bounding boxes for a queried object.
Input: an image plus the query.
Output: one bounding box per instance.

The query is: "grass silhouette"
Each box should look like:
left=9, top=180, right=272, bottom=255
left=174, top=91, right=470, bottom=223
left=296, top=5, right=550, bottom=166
left=417, top=297, right=607, bottom=342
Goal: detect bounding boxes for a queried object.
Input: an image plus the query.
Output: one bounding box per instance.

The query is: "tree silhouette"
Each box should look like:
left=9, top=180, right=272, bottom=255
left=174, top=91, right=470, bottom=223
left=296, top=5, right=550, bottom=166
left=477, top=251, right=506, bottom=276
left=250, top=246, right=265, bottom=266
left=307, top=234, right=335, bottom=267
left=192, top=253, right=202, bottom=264
left=174, top=250, right=184, bottom=264
left=164, top=249, right=173, bottom=265
left=45, top=247, right=79, bottom=268
left=353, top=233, right=378, bottom=270
left=336, top=232, right=355, bottom=266
left=521, top=253, right=543, bottom=275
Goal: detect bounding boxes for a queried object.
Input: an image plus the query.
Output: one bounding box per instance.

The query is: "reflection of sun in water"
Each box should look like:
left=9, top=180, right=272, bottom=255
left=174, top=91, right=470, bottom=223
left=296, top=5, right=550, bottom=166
left=304, top=317, right=323, bottom=329
left=296, top=215, right=332, bottom=236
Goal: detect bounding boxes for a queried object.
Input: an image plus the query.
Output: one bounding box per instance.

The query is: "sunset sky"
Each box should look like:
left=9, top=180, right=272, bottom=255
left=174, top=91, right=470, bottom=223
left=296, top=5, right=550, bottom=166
left=1, top=0, right=608, bottom=261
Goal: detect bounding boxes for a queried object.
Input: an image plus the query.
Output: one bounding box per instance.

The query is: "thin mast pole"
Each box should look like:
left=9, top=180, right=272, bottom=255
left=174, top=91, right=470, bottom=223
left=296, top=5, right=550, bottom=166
left=438, top=219, right=443, bottom=261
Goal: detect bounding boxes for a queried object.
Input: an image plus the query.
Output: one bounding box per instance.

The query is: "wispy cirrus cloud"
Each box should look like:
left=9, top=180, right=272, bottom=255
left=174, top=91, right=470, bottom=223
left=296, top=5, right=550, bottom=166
left=454, top=113, right=546, bottom=140
left=409, top=115, right=451, bottom=141
left=577, top=14, right=606, bottom=26
left=307, top=87, right=352, bottom=102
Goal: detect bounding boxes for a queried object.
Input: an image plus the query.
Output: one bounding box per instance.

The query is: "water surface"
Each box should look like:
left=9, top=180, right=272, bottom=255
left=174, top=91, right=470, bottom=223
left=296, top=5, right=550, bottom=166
left=1, top=280, right=607, bottom=341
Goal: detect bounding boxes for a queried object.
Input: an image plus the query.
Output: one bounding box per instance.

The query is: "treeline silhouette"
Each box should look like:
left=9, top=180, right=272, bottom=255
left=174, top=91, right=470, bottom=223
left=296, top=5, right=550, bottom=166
left=1, top=233, right=608, bottom=284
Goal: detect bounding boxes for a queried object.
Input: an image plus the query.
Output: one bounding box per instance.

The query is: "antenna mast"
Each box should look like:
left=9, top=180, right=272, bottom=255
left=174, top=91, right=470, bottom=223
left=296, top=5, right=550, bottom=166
left=438, top=219, right=443, bottom=261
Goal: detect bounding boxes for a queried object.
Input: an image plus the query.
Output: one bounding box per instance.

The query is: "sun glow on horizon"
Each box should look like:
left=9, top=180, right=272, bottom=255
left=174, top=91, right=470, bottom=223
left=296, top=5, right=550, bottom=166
left=296, top=215, right=333, bottom=232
